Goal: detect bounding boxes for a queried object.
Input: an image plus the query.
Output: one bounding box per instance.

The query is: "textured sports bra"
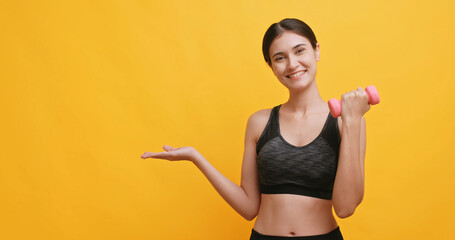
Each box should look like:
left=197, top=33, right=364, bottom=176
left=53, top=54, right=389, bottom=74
left=256, top=104, right=341, bottom=200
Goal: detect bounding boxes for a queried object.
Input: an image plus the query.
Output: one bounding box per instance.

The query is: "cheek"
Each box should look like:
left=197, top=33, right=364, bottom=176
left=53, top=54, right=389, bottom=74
left=302, top=55, right=317, bottom=66
left=303, top=54, right=315, bottom=61
left=271, top=64, right=282, bottom=76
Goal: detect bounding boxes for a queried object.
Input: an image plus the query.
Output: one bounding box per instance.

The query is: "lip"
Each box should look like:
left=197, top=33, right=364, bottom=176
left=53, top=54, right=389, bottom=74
left=286, top=70, right=307, bottom=79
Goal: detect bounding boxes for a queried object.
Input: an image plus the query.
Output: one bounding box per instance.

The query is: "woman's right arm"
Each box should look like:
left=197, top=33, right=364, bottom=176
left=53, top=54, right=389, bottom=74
left=141, top=111, right=264, bottom=221
left=191, top=112, right=262, bottom=220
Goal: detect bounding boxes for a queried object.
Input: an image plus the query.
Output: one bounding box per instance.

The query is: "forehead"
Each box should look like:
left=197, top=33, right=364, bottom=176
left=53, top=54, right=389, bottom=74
left=269, top=31, right=311, bottom=55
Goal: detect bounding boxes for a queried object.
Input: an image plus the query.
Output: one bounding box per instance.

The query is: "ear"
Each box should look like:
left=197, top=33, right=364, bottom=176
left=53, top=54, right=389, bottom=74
left=315, top=43, right=320, bottom=61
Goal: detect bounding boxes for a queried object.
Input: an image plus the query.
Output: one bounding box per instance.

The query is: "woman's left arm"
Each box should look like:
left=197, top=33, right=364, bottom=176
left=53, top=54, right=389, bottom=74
left=332, top=87, right=369, bottom=219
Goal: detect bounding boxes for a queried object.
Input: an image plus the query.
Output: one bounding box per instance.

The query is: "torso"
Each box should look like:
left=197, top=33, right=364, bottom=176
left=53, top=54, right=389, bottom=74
left=252, top=105, right=340, bottom=237
left=254, top=194, right=338, bottom=236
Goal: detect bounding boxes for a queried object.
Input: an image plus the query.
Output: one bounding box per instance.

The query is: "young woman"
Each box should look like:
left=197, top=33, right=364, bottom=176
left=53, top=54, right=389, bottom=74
left=141, top=18, right=369, bottom=240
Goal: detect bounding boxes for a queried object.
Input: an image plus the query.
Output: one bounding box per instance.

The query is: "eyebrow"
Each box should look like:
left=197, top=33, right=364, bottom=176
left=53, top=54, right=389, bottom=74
left=271, top=43, right=307, bottom=58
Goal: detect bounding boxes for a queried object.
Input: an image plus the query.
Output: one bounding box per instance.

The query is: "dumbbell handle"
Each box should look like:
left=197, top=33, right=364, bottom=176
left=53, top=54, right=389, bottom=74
left=328, top=85, right=380, bottom=118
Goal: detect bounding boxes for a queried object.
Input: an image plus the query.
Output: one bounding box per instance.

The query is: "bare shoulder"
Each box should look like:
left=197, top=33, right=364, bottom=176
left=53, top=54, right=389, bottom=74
left=246, top=107, right=273, bottom=143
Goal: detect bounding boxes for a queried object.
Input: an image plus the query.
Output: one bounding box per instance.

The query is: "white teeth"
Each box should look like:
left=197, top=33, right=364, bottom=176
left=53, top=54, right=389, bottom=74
left=288, top=71, right=305, bottom=78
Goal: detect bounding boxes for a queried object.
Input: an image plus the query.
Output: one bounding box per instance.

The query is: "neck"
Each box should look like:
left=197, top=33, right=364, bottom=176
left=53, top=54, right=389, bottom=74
left=282, top=80, right=327, bottom=116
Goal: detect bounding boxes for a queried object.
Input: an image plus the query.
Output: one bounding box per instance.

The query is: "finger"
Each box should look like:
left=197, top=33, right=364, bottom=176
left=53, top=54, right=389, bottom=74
left=141, top=152, right=167, bottom=159
left=141, top=152, right=150, bottom=159
left=163, top=145, right=175, bottom=151
left=357, top=88, right=369, bottom=103
left=357, top=87, right=366, bottom=95
left=341, top=92, right=348, bottom=101
left=343, top=90, right=354, bottom=99
left=141, top=152, right=155, bottom=159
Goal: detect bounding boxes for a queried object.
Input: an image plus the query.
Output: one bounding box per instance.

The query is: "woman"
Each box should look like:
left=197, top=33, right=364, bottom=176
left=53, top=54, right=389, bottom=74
left=141, top=18, right=369, bottom=239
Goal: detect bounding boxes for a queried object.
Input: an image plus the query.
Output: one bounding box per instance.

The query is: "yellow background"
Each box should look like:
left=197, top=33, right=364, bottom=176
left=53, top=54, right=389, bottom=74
left=1, top=0, right=454, bottom=239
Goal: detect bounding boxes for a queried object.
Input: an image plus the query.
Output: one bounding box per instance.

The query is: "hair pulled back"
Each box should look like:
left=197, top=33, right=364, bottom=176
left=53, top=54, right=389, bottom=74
left=262, top=18, right=318, bottom=65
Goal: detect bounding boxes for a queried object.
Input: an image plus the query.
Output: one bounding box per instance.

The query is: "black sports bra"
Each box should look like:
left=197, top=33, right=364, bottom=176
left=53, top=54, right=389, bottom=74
left=256, top=104, right=341, bottom=200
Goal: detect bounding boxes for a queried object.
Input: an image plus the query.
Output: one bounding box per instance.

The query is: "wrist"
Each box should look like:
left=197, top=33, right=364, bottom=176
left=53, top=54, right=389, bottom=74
left=190, top=149, right=203, bottom=164
left=342, top=117, right=362, bottom=130
left=341, top=115, right=361, bottom=125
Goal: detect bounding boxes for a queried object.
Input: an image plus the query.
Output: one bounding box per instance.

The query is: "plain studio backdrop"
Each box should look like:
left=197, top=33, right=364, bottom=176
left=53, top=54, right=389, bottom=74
left=1, top=0, right=454, bottom=239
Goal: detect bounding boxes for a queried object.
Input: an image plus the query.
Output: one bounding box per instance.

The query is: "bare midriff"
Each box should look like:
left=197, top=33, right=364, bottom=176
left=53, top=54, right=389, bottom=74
left=253, top=194, right=338, bottom=237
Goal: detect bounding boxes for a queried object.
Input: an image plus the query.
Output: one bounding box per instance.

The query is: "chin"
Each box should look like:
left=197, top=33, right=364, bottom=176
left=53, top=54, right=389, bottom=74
left=283, top=78, right=313, bottom=91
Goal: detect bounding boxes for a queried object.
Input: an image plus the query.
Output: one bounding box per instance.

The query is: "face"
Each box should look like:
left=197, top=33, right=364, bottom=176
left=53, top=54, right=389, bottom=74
left=268, top=31, right=320, bottom=91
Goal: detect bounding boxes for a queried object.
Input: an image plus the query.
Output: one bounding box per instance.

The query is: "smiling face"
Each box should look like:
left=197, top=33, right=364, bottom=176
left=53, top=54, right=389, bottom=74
left=269, top=31, right=320, bottom=91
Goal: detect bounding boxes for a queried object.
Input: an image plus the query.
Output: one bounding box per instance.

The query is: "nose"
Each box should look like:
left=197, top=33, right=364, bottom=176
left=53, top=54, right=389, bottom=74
left=287, top=55, right=299, bottom=70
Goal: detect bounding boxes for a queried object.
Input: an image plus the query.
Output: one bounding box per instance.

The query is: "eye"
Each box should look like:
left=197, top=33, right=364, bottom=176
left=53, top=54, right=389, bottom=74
left=296, top=48, right=305, bottom=54
left=274, top=56, right=285, bottom=62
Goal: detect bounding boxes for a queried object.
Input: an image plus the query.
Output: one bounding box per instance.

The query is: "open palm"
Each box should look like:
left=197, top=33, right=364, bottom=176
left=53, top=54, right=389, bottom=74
left=141, top=145, right=197, bottom=161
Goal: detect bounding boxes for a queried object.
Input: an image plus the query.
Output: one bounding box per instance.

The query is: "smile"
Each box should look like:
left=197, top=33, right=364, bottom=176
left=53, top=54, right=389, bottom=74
left=286, top=70, right=306, bottom=79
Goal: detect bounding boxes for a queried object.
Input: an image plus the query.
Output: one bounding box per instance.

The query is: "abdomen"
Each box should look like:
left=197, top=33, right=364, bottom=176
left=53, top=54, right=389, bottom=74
left=253, top=194, right=338, bottom=237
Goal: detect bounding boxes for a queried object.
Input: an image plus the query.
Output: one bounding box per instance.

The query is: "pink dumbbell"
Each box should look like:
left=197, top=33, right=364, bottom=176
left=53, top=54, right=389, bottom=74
left=328, top=85, right=380, bottom=118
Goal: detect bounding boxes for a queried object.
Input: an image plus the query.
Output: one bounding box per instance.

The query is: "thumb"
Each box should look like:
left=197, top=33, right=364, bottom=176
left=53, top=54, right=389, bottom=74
left=163, top=145, right=176, bottom=151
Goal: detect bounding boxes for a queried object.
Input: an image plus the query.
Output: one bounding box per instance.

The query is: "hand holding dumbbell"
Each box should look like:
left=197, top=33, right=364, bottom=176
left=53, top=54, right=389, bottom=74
left=328, top=85, right=380, bottom=118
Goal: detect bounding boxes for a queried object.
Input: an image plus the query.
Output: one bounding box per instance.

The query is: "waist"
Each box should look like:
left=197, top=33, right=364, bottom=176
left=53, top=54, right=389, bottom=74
left=254, top=194, right=338, bottom=236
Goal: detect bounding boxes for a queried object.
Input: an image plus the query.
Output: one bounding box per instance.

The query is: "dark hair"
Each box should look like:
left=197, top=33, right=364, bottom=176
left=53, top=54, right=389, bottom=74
left=262, top=18, right=318, bottom=65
